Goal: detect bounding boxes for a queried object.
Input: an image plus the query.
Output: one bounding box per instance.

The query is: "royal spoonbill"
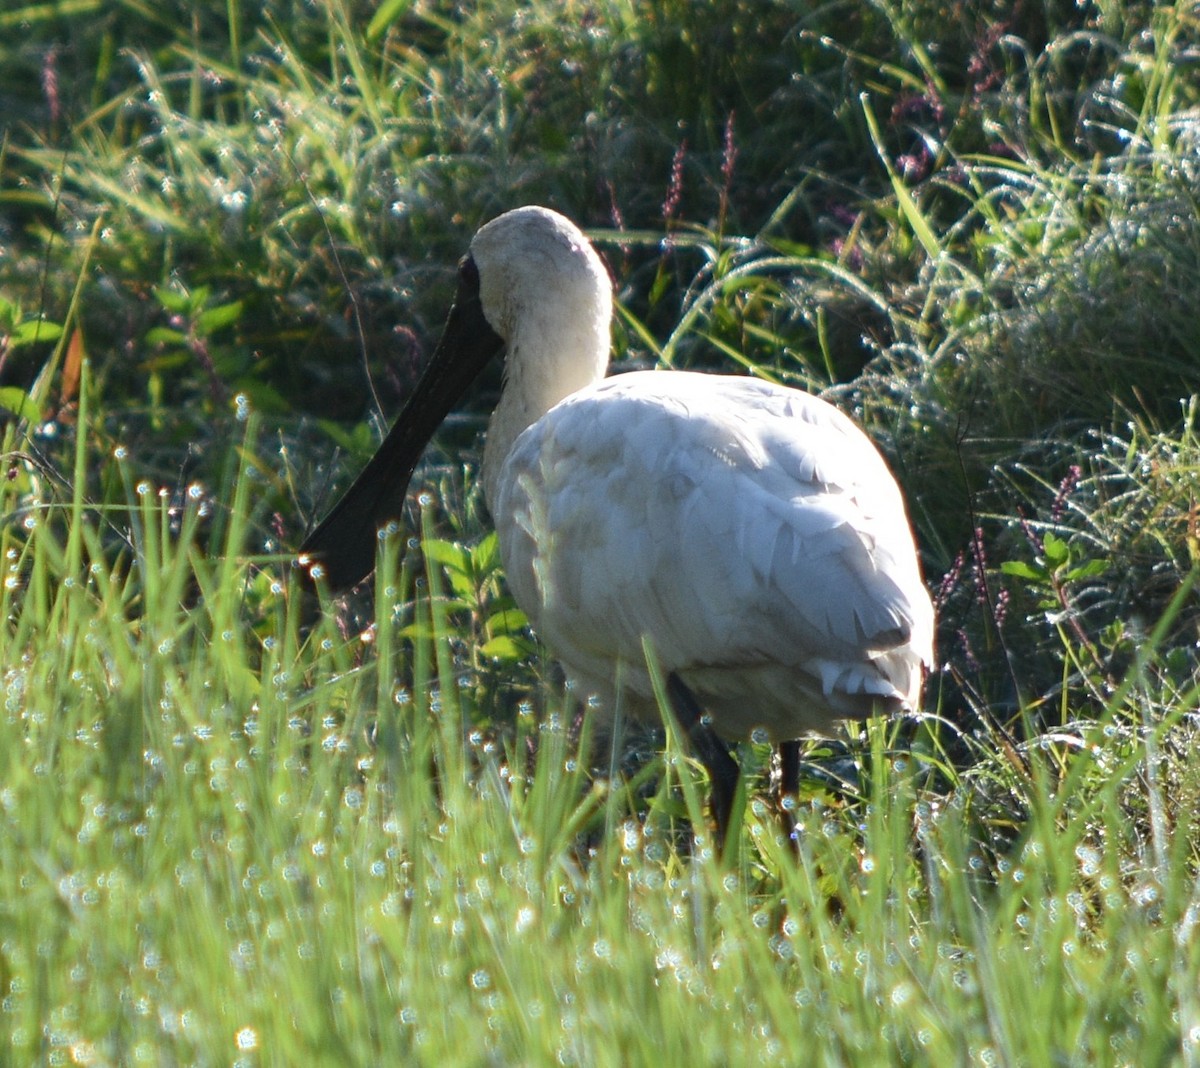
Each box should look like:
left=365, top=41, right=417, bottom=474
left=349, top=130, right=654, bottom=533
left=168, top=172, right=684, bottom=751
left=300, top=205, right=934, bottom=844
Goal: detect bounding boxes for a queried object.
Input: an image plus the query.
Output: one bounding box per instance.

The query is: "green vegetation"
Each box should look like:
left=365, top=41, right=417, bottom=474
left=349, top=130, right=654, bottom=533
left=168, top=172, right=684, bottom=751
left=3, top=0, right=1200, bottom=1062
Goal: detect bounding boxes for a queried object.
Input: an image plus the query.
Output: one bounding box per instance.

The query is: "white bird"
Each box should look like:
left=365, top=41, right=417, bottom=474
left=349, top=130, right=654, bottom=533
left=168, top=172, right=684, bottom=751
left=300, top=206, right=934, bottom=844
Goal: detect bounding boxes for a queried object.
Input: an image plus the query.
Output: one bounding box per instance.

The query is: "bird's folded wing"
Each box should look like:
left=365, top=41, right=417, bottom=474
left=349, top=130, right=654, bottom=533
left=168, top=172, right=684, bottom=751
left=495, top=372, right=933, bottom=678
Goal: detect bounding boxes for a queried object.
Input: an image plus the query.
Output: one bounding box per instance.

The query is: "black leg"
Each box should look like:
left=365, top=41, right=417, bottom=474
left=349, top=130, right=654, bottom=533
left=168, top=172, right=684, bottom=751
left=779, top=739, right=802, bottom=798
left=778, top=739, right=803, bottom=848
left=666, top=672, right=740, bottom=847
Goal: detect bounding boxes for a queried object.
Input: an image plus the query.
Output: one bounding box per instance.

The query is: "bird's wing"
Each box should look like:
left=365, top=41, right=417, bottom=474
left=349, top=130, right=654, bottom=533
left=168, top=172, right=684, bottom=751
left=494, top=372, right=932, bottom=689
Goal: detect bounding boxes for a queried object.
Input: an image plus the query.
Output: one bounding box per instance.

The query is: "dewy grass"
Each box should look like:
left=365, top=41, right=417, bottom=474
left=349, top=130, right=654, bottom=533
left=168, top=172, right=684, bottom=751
left=0, top=382, right=1199, bottom=1064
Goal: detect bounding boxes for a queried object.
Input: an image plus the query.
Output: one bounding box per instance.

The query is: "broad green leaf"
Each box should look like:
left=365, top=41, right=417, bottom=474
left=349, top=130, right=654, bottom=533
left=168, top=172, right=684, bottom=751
left=1064, top=559, right=1110, bottom=581
left=472, top=531, right=501, bottom=574
left=145, top=326, right=188, bottom=346
left=424, top=538, right=471, bottom=575
left=153, top=286, right=191, bottom=314
left=0, top=386, right=42, bottom=423
left=486, top=607, right=529, bottom=635
left=11, top=318, right=63, bottom=346
left=479, top=635, right=535, bottom=661
left=196, top=300, right=245, bottom=335
left=1042, top=532, right=1069, bottom=567
left=445, top=571, right=476, bottom=602
left=1000, top=560, right=1047, bottom=581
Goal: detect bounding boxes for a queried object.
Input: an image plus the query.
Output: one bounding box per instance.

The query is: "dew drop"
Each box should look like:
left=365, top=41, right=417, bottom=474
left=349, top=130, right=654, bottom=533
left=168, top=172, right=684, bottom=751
left=235, top=1026, right=258, bottom=1051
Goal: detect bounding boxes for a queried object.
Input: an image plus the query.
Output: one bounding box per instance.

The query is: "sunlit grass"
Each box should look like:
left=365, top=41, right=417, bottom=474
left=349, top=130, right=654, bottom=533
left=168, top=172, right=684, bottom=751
left=0, top=380, right=1198, bottom=1063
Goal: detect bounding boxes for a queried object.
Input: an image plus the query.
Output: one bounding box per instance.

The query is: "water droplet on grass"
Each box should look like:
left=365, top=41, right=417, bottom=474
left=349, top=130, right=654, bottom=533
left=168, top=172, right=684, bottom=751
left=235, top=1027, right=258, bottom=1051
left=1074, top=844, right=1101, bottom=876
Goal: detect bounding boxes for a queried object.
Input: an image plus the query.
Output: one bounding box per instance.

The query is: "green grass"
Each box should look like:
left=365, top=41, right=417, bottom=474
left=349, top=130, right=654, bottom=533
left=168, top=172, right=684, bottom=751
left=4, top=0, right=1200, bottom=1063
left=4, top=393, right=1200, bottom=1064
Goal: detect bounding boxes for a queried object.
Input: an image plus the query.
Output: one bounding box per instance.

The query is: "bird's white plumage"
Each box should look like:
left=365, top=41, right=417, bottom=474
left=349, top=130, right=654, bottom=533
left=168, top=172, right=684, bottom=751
left=471, top=207, right=933, bottom=741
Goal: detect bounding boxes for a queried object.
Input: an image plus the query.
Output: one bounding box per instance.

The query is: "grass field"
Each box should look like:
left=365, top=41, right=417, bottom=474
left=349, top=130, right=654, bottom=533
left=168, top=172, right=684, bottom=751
left=3, top=1, right=1200, bottom=1063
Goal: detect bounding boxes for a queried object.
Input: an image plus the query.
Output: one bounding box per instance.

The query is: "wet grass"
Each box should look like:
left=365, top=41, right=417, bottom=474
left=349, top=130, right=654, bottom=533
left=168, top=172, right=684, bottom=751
left=2, top=374, right=1200, bottom=1064
left=4, top=0, right=1200, bottom=1063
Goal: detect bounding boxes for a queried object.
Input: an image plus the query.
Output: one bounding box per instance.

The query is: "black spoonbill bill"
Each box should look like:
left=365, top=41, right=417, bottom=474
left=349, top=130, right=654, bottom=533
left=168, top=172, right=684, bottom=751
left=299, top=206, right=934, bottom=845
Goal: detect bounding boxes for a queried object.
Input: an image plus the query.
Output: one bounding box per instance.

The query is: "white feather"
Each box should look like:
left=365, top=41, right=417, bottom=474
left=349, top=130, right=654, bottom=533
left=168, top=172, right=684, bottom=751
left=470, top=207, right=933, bottom=741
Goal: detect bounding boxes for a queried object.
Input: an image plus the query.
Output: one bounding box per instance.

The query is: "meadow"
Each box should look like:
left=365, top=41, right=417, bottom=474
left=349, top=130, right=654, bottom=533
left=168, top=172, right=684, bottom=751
left=3, top=1, right=1200, bottom=1063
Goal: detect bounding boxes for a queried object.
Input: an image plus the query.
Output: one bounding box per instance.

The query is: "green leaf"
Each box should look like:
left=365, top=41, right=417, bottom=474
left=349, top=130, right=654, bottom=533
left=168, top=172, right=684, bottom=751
left=196, top=300, right=245, bottom=335
left=397, top=621, right=439, bottom=640
left=145, top=326, right=187, bottom=346
left=1042, top=532, right=1070, bottom=567
left=479, top=635, right=535, bottom=662
left=153, top=286, right=191, bottom=314
left=11, top=319, right=63, bottom=347
left=0, top=386, right=42, bottom=423
left=1064, top=559, right=1110, bottom=582
left=424, top=539, right=471, bottom=575
left=139, top=351, right=191, bottom=372
left=486, top=606, right=529, bottom=635
left=445, top=572, right=476, bottom=602
left=366, top=0, right=410, bottom=40
left=999, top=560, right=1047, bottom=581
left=472, top=531, right=501, bottom=575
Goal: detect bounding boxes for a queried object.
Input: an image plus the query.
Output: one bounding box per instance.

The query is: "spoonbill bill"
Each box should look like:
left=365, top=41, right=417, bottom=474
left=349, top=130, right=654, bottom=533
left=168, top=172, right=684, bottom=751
left=299, top=206, right=934, bottom=844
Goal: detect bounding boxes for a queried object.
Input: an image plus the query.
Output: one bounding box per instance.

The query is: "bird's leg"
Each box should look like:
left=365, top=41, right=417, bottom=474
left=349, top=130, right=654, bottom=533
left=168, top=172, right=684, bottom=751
left=665, top=672, right=740, bottom=849
left=779, top=739, right=802, bottom=796
left=778, top=739, right=803, bottom=847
